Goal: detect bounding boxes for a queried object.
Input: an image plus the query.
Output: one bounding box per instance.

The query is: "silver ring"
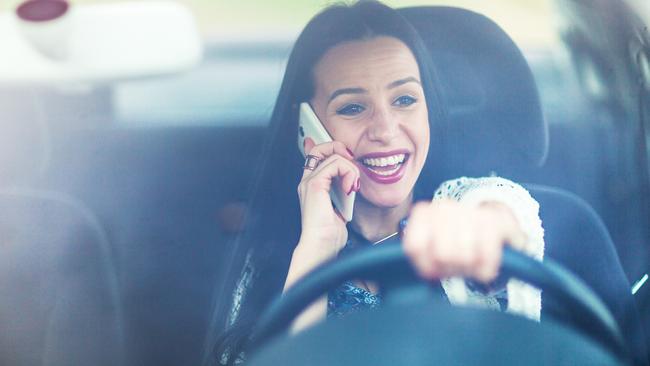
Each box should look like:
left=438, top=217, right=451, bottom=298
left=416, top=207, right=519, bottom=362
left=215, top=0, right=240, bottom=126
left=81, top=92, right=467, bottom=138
left=303, top=155, right=322, bottom=170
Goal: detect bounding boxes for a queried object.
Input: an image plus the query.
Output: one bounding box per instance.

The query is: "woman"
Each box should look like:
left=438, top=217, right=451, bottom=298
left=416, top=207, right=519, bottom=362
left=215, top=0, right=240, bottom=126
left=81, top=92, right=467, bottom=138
left=209, top=1, right=544, bottom=364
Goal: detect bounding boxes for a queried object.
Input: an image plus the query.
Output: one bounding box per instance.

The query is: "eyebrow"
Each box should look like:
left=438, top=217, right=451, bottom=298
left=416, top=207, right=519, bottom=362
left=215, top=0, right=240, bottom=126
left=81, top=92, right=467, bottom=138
left=387, top=76, right=421, bottom=89
left=327, top=76, right=422, bottom=105
left=328, top=87, right=366, bottom=104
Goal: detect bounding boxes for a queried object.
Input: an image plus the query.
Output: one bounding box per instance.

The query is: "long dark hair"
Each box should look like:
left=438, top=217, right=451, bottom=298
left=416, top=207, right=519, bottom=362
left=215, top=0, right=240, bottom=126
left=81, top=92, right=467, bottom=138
left=205, top=1, right=446, bottom=364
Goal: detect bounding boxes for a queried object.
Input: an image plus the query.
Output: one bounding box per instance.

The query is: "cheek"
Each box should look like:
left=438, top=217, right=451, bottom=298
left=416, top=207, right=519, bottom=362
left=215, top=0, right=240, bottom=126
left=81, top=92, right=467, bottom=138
left=329, top=122, right=365, bottom=147
left=413, top=113, right=430, bottom=159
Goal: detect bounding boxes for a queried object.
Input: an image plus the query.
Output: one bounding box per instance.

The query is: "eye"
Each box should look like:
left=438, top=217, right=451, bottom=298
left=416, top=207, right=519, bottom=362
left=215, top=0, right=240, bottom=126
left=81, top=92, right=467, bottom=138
left=393, top=95, right=417, bottom=107
left=336, top=103, right=365, bottom=116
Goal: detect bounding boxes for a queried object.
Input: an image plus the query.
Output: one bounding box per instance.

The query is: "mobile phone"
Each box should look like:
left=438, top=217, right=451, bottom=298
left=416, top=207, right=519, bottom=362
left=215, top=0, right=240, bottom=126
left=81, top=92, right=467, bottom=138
left=297, top=102, right=355, bottom=222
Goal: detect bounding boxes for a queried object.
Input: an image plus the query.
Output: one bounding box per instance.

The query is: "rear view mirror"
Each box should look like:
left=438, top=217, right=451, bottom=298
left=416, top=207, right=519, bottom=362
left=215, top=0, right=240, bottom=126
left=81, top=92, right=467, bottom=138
left=0, top=0, right=203, bottom=86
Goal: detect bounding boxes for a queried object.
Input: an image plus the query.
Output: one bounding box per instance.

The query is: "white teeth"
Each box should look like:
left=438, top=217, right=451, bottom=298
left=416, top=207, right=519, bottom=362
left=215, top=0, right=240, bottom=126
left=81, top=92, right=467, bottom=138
left=362, top=153, right=406, bottom=167
left=367, top=166, right=401, bottom=176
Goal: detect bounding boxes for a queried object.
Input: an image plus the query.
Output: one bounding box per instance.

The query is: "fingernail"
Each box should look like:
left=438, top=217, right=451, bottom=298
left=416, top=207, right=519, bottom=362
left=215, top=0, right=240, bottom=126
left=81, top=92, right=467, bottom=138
left=347, top=185, right=354, bottom=195
left=346, top=148, right=354, bottom=157
left=355, top=178, right=361, bottom=191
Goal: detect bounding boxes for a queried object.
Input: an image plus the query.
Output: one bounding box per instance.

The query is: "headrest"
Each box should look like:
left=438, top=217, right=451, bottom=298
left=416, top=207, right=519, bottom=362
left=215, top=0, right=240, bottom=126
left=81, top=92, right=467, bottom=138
left=0, top=90, right=50, bottom=186
left=400, top=7, right=548, bottom=178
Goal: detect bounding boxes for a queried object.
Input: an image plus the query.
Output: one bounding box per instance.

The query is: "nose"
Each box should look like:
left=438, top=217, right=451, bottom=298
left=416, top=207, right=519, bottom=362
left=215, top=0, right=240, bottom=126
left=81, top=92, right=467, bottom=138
left=367, top=106, right=398, bottom=144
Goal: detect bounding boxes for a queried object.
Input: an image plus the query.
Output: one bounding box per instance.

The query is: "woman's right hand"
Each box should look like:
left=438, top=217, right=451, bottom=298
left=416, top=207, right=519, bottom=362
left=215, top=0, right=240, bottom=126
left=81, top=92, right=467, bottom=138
left=284, top=138, right=360, bottom=333
left=296, top=138, right=360, bottom=259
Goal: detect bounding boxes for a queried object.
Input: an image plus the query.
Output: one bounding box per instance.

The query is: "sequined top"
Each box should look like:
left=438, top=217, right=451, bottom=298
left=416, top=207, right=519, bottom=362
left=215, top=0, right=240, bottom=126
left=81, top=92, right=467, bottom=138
left=327, top=280, right=383, bottom=318
left=326, top=223, right=402, bottom=318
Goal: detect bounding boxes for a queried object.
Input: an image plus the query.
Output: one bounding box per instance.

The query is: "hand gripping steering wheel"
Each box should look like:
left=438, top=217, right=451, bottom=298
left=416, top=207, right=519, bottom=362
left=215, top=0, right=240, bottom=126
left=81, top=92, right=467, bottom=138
left=248, top=239, right=630, bottom=365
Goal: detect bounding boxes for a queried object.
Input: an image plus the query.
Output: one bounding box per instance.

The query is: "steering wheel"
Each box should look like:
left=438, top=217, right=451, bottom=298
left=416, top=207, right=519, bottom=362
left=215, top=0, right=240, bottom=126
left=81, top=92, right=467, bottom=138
left=247, top=239, right=630, bottom=365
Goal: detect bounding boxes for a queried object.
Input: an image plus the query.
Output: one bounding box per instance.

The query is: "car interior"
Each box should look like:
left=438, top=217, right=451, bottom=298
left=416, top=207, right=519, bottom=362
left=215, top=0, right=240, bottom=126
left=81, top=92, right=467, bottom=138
left=0, top=0, right=649, bottom=365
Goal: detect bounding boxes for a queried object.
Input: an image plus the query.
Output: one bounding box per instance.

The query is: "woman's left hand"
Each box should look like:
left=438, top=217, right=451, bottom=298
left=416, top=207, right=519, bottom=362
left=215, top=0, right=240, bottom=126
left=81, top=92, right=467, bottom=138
left=402, top=199, right=527, bottom=283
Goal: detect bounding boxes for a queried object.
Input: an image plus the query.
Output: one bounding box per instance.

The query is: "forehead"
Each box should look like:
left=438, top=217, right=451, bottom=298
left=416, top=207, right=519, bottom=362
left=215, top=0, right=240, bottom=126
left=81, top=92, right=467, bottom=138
left=313, top=36, right=421, bottom=91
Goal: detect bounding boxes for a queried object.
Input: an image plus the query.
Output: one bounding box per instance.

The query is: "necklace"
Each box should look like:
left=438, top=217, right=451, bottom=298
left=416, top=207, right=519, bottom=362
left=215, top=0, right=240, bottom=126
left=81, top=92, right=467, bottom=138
left=354, top=231, right=398, bottom=294
left=372, top=231, right=399, bottom=245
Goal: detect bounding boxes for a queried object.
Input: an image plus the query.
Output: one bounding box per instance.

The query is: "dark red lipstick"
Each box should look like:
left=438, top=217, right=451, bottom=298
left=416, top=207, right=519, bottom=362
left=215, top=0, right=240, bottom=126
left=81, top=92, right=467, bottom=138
left=357, top=149, right=410, bottom=184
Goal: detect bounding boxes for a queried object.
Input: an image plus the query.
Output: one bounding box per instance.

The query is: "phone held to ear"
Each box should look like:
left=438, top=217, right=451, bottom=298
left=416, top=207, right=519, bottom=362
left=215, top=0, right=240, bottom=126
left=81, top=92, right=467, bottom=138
left=297, top=102, right=355, bottom=222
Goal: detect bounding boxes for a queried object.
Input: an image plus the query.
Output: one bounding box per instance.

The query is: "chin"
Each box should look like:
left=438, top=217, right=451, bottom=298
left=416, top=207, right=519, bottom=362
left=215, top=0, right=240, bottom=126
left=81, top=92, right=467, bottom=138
left=362, top=187, right=412, bottom=208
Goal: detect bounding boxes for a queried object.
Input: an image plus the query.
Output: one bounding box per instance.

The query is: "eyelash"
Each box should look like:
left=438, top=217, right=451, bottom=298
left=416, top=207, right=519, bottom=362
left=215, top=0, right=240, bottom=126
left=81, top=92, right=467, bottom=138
left=336, top=104, right=365, bottom=116
left=393, top=95, right=417, bottom=107
left=335, top=95, right=418, bottom=116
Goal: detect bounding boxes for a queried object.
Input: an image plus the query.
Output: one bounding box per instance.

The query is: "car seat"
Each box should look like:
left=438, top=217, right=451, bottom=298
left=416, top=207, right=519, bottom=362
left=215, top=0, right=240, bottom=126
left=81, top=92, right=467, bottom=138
left=399, top=6, right=648, bottom=365
left=0, top=91, right=125, bottom=366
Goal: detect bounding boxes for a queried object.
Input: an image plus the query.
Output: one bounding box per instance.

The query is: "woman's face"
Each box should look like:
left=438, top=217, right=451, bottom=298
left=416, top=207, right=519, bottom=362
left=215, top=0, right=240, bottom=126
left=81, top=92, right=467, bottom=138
left=310, top=36, right=430, bottom=208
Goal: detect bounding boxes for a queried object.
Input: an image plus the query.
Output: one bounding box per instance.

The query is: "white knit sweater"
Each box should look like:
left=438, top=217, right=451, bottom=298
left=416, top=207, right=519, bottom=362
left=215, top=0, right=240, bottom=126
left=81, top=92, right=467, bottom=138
left=434, top=176, right=545, bottom=321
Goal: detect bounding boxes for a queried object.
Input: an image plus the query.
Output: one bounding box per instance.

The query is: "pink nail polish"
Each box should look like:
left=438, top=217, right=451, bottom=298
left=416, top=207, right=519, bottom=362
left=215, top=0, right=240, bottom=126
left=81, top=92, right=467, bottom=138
left=355, top=178, right=361, bottom=192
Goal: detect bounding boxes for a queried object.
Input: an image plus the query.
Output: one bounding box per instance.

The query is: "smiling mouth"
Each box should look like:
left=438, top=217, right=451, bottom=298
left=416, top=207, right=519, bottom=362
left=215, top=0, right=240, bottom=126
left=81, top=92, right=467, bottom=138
left=361, top=153, right=408, bottom=175
left=357, top=151, right=410, bottom=184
